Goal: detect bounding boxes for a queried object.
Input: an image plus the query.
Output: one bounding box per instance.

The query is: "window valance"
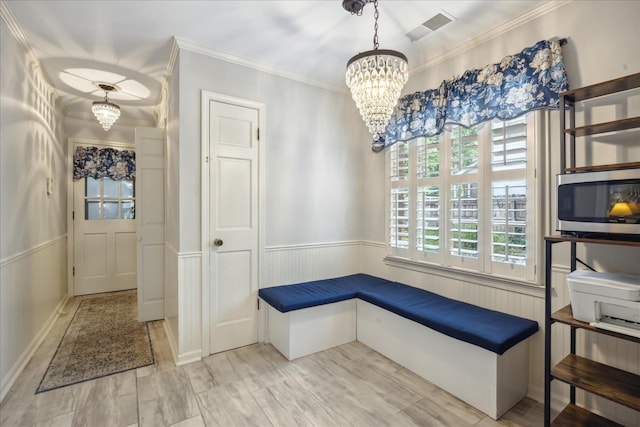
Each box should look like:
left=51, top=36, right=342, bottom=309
left=379, top=39, right=569, bottom=151
left=73, top=146, right=136, bottom=180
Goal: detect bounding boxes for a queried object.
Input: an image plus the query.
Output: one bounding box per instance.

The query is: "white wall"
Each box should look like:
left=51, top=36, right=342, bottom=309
left=0, top=16, right=68, bottom=401
left=162, top=44, right=368, bottom=361
left=177, top=49, right=367, bottom=252
left=361, top=1, right=640, bottom=424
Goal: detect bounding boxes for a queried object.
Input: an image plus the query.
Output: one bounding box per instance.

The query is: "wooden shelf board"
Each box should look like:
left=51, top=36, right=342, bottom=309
left=551, top=305, right=640, bottom=343
left=565, top=116, right=640, bottom=137
left=545, top=235, right=640, bottom=247
left=551, top=404, right=623, bottom=427
left=551, top=354, right=640, bottom=411
left=565, top=162, right=640, bottom=173
left=562, top=73, right=640, bottom=102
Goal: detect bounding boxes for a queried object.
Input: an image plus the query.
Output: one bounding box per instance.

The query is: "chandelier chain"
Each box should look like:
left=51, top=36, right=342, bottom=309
left=373, top=0, right=379, bottom=49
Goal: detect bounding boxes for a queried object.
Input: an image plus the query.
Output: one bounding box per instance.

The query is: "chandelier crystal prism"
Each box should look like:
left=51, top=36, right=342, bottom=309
left=92, top=84, right=120, bottom=131
left=345, top=0, right=408, bottom=142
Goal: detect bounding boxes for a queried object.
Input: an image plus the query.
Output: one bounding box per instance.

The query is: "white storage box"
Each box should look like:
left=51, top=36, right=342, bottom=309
left=567, top=270, right=640, bottom=323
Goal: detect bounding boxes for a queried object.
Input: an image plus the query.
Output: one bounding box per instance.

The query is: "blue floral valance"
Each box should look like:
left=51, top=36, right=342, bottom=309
left=379, top=39, right=569, bottom=151
left=73, top=146, right=136, bottom=180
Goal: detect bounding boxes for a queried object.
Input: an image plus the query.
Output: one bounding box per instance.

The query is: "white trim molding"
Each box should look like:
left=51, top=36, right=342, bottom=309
left=176, top=37, right=348, bottom=95
left=409, top=1, right=573, bottom=76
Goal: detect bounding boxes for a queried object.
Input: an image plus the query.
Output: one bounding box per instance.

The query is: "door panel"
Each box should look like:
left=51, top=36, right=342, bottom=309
left=216, top=251, right=252, bottom=322
left=217, top=158, right=252, bottom=229
left=115, top=232, right=136, bottom=275
left=82, top=233, right=107, bottom=278
left=136, top=127, right=166, bottom=321
left=210, top=100, right=259, bottom=354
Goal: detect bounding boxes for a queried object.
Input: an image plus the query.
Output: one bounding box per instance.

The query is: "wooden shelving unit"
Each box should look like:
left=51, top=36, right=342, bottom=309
left=552, top=304, right=640, bottom=343
left=544, top=237, right=640, bottom=427
left=545, top=72, right=640, bottom=427
left=551, top=404, right=623, bottom=427
left=559, top=72, right=640, bottom=173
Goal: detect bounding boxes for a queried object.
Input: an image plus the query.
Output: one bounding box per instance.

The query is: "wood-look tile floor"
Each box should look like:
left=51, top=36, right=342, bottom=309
left=0, top=295, right=551, bottom=427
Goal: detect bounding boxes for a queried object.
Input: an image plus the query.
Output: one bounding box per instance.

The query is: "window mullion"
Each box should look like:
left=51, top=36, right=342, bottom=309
left=409, top=141, right=418, bottom=260
left=442, top=131, right=451, bottom=267
left=479, top=124, right=491, bottom=274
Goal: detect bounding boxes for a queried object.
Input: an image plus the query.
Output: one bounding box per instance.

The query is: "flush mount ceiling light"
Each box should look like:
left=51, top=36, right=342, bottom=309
left=344, top=0, right=408, bottom=143
left=92, top=83, right=121, bottom=131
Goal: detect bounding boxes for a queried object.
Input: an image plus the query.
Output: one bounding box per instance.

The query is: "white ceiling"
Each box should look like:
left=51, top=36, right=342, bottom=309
left=4, top=0, right=549, bottom=126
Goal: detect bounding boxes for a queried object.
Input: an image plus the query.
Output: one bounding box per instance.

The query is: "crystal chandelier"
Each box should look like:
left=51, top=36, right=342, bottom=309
left=344, top=0, right=408, bottom=143
left=92, top=84, right=120, bottom=131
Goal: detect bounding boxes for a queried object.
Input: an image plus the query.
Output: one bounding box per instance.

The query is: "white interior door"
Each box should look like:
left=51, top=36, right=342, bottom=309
left=136, top=127, right=166, bottom=321
left=209, top=100, right=259, bottom=354
left=73, top=160, right=136, bottom=295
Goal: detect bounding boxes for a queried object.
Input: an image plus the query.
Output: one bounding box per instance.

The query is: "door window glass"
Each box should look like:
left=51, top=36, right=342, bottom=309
left=84, top=177, right=135, bottom=220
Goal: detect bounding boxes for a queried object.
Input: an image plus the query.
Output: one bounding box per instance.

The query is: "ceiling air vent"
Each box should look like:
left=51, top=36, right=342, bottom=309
left=405, top=12, right=454, bottom=42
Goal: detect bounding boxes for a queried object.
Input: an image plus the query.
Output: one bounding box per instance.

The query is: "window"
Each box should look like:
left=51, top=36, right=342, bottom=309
left=387, top=112, right=540, bottom=283
left=85, top=177, right=135, bottom=220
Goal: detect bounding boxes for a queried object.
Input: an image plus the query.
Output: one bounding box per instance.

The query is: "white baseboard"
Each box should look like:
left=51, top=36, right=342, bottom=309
left=175, top=350, right=202, bottom=366
left=0, top=294, right=68, bottom=403
left=162, top=319, right=179, bottom=366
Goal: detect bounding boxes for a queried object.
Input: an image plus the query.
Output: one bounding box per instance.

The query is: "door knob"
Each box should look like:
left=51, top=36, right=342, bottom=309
left=213, top=238, right=224, bottom=247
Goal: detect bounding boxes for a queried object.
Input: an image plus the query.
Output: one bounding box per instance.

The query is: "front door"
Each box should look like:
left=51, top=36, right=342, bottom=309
left=73, top=163, right=136, bottom=295
left=208, top=99, right=260, bottom=354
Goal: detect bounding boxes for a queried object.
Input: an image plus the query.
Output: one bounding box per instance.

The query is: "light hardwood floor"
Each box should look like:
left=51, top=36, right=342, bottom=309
left=0, top=294, right=550, bottom=427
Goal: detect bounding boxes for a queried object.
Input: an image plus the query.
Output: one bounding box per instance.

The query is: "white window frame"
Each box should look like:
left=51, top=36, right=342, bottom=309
left=385, top=111, right=543, bottom=285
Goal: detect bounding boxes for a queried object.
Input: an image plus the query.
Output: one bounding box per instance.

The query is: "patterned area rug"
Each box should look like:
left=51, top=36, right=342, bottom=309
left=37, top=292, right=154, bottom=393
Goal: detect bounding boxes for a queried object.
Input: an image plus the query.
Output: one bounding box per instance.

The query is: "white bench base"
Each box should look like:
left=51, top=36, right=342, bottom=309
left=265, top=299, right=356, bottom=361
left=356, top=299, right=529, bottom=420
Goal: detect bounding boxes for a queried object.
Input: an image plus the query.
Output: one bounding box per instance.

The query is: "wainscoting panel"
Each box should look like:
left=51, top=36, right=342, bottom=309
left=262, top=241, right=361, bottom=288
left=0, top=235, right=67, bottom=402
left=163, top=244, right=202, bottom=366
left=177, top=251, right=202, bottom=365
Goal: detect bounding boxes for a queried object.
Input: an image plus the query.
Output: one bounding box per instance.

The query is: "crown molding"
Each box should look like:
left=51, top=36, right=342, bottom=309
left=174, top=36, right=350, bottom=95
left=409, top=0, right=573, bottom=76
left=0, top=0, right=68, bottom=115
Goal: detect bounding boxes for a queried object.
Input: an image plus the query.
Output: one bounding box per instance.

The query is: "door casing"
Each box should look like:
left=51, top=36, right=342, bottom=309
left=200, top=91, right=266, bottom=356
left=66, top=138, right=135, bottom=297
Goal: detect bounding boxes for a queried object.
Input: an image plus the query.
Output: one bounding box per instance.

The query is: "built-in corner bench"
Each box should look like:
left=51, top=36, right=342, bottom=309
left=259, top=274, right=539, bottom=420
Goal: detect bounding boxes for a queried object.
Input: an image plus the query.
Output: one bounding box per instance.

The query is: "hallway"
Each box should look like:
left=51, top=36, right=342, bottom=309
left=0, top=294, right=547, bottom=426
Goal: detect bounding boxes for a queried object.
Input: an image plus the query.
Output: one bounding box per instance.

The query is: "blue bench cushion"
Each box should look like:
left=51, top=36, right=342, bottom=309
left=259, top=274, right=392, bottom=313
left=357, top=282, right=538, bottom=355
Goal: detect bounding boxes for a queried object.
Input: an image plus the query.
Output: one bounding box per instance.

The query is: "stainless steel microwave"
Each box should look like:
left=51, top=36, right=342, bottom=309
left=557, top=169, right=640, bottom=236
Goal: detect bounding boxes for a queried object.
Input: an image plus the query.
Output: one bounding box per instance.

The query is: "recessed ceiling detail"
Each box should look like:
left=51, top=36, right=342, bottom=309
left=59, top=68, right=150, bottom=101
left=4, top=0, right=553, bottom=125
